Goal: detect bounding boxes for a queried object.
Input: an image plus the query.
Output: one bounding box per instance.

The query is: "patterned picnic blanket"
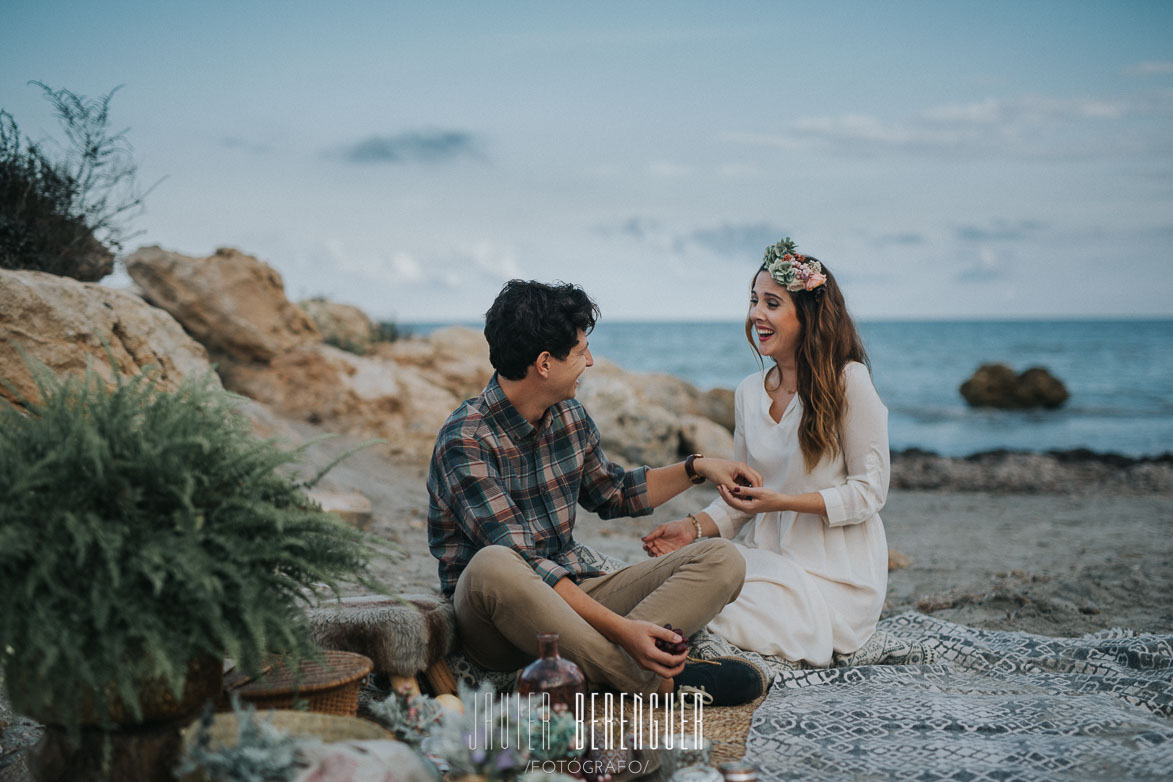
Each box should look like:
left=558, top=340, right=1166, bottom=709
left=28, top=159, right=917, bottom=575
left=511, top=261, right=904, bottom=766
left=743, top=612, right=1173, bottom=782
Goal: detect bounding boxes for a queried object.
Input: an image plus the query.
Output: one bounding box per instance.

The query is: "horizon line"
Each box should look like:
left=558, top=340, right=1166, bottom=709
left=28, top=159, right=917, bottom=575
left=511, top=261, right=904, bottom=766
left=401, top=314, right=1173, bottom=326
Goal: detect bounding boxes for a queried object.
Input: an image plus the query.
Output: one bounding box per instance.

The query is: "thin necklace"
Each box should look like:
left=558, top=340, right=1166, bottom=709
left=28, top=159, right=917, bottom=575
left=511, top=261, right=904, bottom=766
left=768, top=366, right=797, bottom=395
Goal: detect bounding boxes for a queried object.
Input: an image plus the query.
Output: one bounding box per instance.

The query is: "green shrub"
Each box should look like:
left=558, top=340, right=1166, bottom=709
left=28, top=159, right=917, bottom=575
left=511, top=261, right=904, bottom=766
left=372, top=320, right=410, bottom=344
left=0, top=358, right=389, bottom=729
left=323, top=334, right=369, bottom=356
left=0, top=82, right=153, bottom=281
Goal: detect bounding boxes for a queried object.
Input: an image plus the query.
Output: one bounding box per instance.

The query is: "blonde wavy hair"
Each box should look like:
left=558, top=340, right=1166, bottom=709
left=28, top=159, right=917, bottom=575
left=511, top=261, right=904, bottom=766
left=745, top=260, right=869, bottom=470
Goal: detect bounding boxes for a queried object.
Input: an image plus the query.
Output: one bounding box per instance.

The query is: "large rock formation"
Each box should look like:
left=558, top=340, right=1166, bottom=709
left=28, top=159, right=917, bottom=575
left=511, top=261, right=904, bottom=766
left=220, top=342, right=464, bottom=459
left=0, top=268, right=217, bottom=405
left=960, top=363, right=1069, bottom=409
left=114, top=244, right=737, bottom=465
left=577, top=358, right=735, bottom=465
left=376, top=326, right=494, bottom=403
left=126, top=246, right=319, bottom=362
left=299, top=298, right=375, bottom=355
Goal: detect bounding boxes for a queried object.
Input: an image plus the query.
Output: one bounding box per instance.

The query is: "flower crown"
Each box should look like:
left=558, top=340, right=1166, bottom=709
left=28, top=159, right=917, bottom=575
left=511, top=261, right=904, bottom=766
left=761, top=237, right=827, bottom=294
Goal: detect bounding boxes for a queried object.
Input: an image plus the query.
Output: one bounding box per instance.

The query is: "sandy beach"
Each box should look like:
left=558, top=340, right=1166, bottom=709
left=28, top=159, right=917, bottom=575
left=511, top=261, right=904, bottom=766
left=301, top=423, right=1173, bottom=639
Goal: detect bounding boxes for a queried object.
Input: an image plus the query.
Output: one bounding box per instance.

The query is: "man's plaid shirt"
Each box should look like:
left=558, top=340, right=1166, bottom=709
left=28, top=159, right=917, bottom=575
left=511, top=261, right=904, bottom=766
left=427, top=374, right=652, bottom=598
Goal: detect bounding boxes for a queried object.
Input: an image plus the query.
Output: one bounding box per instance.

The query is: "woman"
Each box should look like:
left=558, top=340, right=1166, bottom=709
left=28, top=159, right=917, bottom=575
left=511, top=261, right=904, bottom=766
left=642, top=238, right=889, bottom=666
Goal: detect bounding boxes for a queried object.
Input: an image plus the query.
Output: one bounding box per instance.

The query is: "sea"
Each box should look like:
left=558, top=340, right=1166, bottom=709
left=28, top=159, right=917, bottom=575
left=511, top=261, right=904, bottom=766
left=407, top=320, right=1173, bottom=459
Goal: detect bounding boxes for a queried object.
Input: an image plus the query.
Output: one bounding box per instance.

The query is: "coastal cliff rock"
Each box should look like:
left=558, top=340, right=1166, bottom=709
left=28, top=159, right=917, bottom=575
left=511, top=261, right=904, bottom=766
left=698, top=387, right=736, bottom=432
left=0, top=268, right=217, bottom=405
left=679, top=414, right=735, bottom=459
left=577, top=367, right=683, bottom=465
left=220, top=343, right=462, bottom=459
left=376, top=326, right=493, bottom=402
left=126, top=245, right=319, bottom=362
left=577, top=358, right=735, bottom=465
left=299, top=298, right=375, bottom=354
left=960, top=363, right=1069, bottom=409
left=107, top=244, right=736, bottom=466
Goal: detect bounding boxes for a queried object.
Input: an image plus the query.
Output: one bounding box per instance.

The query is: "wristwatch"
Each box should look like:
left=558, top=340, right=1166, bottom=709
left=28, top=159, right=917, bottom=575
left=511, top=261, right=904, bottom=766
left=684, top=453, right=706, bottom=484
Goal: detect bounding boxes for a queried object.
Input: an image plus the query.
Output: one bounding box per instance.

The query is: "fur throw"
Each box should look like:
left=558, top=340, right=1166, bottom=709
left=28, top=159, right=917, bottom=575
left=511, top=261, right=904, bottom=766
left=308, top=594, right=456, bottom=676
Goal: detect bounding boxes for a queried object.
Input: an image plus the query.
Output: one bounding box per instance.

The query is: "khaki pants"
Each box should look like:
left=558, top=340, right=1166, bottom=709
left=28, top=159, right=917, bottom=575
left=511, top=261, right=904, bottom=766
left=453, top=539, right=745, bottom=695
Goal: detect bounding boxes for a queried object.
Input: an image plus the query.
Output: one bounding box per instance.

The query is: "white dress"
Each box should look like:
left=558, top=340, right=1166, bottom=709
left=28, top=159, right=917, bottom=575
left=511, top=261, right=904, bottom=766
left=702, top=361, right=890, bottom=666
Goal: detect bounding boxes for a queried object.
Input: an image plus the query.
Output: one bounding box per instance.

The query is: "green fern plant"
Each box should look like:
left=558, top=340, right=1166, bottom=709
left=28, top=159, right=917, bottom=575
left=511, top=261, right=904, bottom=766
left=0, top=358, right=389, bottom=730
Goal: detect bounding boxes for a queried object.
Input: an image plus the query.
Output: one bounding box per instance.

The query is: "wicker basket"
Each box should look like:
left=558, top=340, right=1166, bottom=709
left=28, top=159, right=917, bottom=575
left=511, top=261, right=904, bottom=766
left=178, top=710, right=394, bottom=782
left=183, top=709, right=391, bottom=750
left=229, top=651, right=373, bottom=717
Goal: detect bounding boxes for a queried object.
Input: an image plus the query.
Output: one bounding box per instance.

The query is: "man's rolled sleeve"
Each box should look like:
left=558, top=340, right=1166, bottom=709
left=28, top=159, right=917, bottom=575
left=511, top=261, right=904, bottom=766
left=577, top=416, right=653, bottom=520
left=531, top=557, right=574, bottom=588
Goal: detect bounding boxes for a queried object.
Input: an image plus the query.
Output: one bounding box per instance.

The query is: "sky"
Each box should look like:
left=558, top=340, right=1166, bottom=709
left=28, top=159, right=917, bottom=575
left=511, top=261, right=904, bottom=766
left=3, top=1, right=1172, bottom=323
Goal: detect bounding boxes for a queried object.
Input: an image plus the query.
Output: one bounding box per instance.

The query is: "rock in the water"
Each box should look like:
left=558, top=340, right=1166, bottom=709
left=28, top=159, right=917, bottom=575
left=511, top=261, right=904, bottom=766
left=1016, top=366, right=1070, bottom=408
left=0, top=269, right=217, bottom=405
left=299, top=297, right=375, bottom=354
left=126, top=245, right=319, bottom=363
left=960, top=363, right=1068, bottom=409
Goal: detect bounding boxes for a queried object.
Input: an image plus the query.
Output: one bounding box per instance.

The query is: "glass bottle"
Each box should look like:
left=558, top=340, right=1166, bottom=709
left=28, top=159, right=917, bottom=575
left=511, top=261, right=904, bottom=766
left=516, top=632, right=586, bottom=710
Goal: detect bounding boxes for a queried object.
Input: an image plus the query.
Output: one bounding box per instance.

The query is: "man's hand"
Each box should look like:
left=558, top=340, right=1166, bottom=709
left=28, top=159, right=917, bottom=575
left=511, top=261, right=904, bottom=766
left=611, top=619, right=688, bottom=678
left=694, top=458, right=762, bottom=490
left=642, top=518, right=695, bottom=557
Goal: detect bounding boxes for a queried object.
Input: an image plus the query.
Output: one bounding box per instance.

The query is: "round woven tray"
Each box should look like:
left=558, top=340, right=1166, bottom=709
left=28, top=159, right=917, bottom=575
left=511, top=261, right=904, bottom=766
left=231, top=651, right=373, bottom=717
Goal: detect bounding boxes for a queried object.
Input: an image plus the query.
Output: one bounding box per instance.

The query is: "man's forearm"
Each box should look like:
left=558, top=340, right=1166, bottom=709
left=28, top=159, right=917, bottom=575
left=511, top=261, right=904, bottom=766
left=553, top=576, right=627, bottom=641
left=644, top=462, right=696, bottom=507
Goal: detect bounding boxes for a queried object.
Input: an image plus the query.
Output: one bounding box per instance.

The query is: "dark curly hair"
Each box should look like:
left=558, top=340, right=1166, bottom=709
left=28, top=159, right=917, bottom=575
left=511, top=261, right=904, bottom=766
left=484, top=279, right=600, bottom=381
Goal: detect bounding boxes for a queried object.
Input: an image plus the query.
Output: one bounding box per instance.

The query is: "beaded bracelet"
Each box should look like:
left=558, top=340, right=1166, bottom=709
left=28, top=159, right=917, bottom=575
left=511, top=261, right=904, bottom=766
left=687, top=513, right=703, bottom=542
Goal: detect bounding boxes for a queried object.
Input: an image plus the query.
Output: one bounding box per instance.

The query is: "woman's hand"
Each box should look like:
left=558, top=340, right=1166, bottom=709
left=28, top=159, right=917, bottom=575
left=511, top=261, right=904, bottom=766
left=641, top=518, right=695, bottom=557
left=694, top=457, right=763, bottom=490
left=718, top=484, right=786, bottom=514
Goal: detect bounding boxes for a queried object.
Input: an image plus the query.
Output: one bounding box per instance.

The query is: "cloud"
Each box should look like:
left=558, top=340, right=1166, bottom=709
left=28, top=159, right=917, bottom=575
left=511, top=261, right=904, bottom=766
left=298, top=238, right=519, bottom=293
left=595, top=217, right=661, bottom=241
left=956, top=247, right=1004, bottom=283
left=725, top=92, right=1173, bottom=160
left=716, top=163, right=761, bottom=179
left=458, top=242, right=522, bottom=282
left=597, top=218, right=787, bottom=261
left=680, top=222, right=787, bottom=260
left=333, top=130, right=481, bottom=164
left=1125, top=61, right=1173, bottom=76
left=389, top=252, right=424, bottom=283
left=220, top=136, right=270, bottom=154
left=647, top=161, right=692, bottom=177
left=955, top=220, right=1045, bottom=243
left=878, top=232, right=926, bottom=246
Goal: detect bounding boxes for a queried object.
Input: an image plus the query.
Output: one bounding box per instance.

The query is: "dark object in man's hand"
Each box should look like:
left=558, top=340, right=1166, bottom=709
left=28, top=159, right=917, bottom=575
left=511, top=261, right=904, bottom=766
left=735, top=475, right=753, bottom=487
left=655, top=624, right=689, bottom=656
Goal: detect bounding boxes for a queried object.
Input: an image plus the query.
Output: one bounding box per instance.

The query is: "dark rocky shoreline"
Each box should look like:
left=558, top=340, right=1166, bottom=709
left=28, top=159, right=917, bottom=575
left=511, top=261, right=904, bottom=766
left=891, top=447, right=1173, bottom=494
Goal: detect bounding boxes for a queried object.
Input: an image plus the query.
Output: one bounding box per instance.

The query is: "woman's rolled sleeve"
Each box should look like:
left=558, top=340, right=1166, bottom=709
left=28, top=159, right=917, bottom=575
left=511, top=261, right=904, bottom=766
left=820, top=363, right=890, bottom=527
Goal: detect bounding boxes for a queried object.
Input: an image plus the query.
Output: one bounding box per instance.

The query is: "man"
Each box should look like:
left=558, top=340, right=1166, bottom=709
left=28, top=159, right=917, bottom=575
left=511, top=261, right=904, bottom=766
left=428, top=279, right=765, bottom=705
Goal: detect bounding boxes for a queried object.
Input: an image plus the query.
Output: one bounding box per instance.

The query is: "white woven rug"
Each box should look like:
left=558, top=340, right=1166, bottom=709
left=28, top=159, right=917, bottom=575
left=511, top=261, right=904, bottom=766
left=743, top=612, right=1173, bottom=782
